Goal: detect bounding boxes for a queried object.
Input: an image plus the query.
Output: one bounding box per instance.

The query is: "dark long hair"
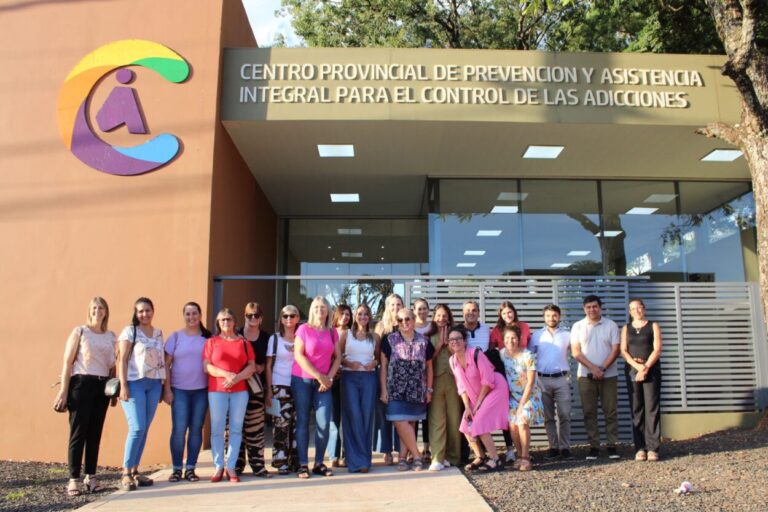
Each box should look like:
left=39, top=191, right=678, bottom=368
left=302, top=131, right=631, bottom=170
left=131, top=297, right=154, bottom=326
left=332, top=303, right=354, bottom=329
left=183, top=301, right=212, bottom=338
left=494, top=301, right=519, bottom=331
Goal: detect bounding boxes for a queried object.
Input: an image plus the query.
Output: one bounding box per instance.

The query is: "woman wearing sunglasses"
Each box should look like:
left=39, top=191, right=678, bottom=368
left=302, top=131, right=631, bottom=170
left=380, top=308, right=434, bottom=472
left=265, top=305, right=301, bottom=474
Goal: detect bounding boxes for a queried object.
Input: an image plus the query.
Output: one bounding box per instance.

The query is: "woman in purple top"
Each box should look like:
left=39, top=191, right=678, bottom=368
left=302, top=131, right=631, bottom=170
left=449, top=327, right=509, bottom=472
left=162, top=302, right=211, bottom=483
left=291, top=296, right=342, bottom=479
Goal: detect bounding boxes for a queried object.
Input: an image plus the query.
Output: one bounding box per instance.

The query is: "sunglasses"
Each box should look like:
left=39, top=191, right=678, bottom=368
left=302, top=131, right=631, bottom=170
left=245, top=313, right=262, bottom=320
left=447, top=337, right=464, bottom=343
left=282, top=314, right=297, bottom=319
left=396, top=317, right=414, bottom=324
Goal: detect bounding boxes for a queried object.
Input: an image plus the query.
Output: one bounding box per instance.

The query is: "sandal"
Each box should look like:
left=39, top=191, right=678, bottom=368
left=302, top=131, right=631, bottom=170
left=383, top=453, right=394, bottom=466
left=478, top=458, right=502, bottom=472
left=423, top=450, right=432, bottom=463
left=132, top=471, right=153, bottom=487
left=253, top=468, right=272, bottom=478
left=411, top=458, right=424, bottom=472
left=464, top=458, right=485, bottom=471
left=168, top=469, right=182, bottom=482
left=278, top=465, right=290, bottom=476
left=297, top=465, right=310, bottom=479
left=183, top=469, right=199, bottom=482
left=120, top=474, right=136, bottom=491
left=83, top=475, right=102, bottom=493
left=67, top=478, right=81, bottom=497
left=312, top=464, right=333, bottom=477
left=397, top=460, right=410, bottom=472
left=519, top=458, right=532, bottom=471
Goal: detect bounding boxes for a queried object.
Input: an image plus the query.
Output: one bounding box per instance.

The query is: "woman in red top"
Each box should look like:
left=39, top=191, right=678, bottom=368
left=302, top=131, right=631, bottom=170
left=203, top=308, right=256, bottom=483
left=488, top=301, right=531, bottom=464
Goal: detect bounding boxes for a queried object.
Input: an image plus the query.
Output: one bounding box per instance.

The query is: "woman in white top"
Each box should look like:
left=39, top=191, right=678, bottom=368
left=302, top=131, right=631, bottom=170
left=54, top=297, right=116, bottom=496
left=340, top=304, right=381, bottom=473
left=117, top=297, right=166, bottom=491
left=265, top=305, right=301, bottom=475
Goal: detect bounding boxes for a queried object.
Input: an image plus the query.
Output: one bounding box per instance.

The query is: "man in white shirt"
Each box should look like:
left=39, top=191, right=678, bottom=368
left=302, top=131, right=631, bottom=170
left=570, top=295, right=620, bottom=460
left=460, top=301, right=490, bottom=351
left=529, top=304, right=572, bottom=460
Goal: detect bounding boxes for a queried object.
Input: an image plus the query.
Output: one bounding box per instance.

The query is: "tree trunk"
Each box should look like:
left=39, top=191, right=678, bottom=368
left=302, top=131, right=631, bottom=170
left=743, top=135, right=768, bottom=324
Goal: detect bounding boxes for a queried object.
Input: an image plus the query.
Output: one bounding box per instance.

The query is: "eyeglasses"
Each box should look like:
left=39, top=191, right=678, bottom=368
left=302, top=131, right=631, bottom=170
left=282, top=314, right=297, bottom=319
left=245, top=313, right=262, bottom=320
left=396, top=317, right=414, bottom=324
left=447, top=337, right=464, bottom=343
left=219, top=318, right=234, bottom=323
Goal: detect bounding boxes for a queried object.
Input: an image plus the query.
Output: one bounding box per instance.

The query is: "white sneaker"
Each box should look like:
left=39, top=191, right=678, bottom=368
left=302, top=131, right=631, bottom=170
left=428, top=461, right=445, bottom=471
left=505, top=450, right=516, bottom=463
left=442, top=460, right=451, bottom=468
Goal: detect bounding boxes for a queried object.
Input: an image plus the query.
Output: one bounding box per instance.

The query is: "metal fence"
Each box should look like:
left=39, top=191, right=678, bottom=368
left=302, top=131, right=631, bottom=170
left=213, top=274, right=768, bottom=445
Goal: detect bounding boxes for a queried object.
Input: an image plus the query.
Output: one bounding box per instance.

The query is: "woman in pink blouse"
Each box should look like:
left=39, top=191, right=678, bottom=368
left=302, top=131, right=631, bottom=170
left=449, top=327, right=509, bottom=472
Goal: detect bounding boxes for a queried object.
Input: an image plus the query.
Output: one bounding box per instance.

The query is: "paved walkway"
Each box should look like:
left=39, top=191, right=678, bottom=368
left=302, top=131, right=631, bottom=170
left=79, top=452, right=490, bottom=512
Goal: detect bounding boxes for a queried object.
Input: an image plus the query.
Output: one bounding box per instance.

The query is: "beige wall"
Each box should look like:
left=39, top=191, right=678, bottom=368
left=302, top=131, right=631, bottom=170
left=0, top=0, right=273, bottom=465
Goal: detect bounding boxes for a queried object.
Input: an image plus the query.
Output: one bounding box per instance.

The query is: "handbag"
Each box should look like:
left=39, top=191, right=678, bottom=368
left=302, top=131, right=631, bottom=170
left=105, top=325, right=137, bottom=398
left=243, top=339, right=263, bottom=395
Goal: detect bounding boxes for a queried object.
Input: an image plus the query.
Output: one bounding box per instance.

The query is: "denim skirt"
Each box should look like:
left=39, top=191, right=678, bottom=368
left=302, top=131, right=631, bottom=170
left=386, top=400, right=426, bottom=421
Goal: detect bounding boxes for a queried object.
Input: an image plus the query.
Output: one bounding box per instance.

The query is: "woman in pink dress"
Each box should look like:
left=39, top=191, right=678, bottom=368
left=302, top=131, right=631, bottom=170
left=448, top=327, right=509, bottom=472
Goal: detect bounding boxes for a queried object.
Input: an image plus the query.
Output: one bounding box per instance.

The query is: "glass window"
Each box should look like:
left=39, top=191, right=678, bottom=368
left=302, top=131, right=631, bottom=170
left=600, top=181, right=683, bottom=280
left=429, top=180, right=523, bottom=275
left=520, top=180, right=602, bottom=275
left=678, top=182, right=755, bottom=282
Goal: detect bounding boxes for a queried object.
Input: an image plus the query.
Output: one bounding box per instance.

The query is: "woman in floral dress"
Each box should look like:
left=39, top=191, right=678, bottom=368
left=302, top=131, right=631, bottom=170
left=500, top=325, right=544, bottom=471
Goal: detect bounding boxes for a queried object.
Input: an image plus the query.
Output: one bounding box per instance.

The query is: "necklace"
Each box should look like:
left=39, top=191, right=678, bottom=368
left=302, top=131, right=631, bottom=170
left=632, top=321, right=647, bottom=334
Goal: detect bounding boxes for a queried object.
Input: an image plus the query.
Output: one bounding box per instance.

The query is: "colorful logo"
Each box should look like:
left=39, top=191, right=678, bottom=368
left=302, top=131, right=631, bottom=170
left=57, top=40, right=190, bottom=176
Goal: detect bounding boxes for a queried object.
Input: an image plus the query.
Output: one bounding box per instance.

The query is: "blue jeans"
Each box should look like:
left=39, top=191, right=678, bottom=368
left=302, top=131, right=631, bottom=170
left=291, top=376, right=332, bottom=466
left=208, top=391, right=249, bottom=470
left=341, top=371, right=377, bottom=472
left=170, top=387, right=208, bottom=470
left=374, top=379, right=400, bottom=454
left=328, top=380, right=342, bottom=461
left=121, top=378, right=162, bottom=468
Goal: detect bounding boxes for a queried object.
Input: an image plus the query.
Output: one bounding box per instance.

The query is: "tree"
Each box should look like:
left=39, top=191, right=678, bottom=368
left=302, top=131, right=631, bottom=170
left=697, top=0, right=768, bottom=320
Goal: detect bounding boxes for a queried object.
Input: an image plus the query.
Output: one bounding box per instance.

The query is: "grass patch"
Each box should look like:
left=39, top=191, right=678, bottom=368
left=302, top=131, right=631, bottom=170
left=5, top=490, right=28, bottom=500
left=47, top=467, right=67, bottom=475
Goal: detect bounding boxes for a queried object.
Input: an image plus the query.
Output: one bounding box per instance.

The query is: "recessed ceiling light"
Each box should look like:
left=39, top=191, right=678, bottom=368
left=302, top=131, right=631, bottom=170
left=341, top=251, right=363, bottom=258
left=596, top=230, right=623, bottom=237
left=701, top=149, right=742, bottom=162
left=477, top=230, right=502, bottom=237
left=330, top=193, right=359, bottom=203
left=327, top=246, right=332, bottom=249
left=380, top=257, right=384, bottom=261
left=456, top=262, right=477, bottom=268
left=464, top=250, right=486, bottom=256
left=523, top=145, right=564, bottom=159
left=626, top=207, right=658, bottom=215
left=568, top=250, right=591, bottom=257
left=550, top=263, right=571, bottom=268
left=380, top=245, right=385, bottom=249
left=497, top=192, right=528, bottom=201
left=318, top=144, right=354, bottom=157
left=337, top=228, right=362, bottom=235
left=491, top=205, right=519, bottom=214
left=644, top=194, right=677, bottom=203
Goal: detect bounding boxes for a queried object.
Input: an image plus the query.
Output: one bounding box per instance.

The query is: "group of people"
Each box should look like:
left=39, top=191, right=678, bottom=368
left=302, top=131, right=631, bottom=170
left=55, top=292, right=662, bottom=495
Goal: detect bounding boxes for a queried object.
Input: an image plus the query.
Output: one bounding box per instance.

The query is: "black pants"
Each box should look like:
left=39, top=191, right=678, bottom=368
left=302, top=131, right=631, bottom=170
left=625, top=366, right=662, bottom=452
left=67, top=375, right=110, bottom=478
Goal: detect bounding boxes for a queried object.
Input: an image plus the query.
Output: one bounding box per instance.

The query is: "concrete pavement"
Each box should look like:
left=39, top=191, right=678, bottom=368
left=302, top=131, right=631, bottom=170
left=78, top=452, right=491, bottom=512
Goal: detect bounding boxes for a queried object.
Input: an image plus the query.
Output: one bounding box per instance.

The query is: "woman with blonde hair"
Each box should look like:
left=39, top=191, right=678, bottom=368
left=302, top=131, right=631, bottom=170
left=340, top=303, right=381, bottom=472
left=204, top=308, right=256, bottom=483
left=266, top=305, right=301, bottom=474
left=291, top=296, right=343, bottom=478
left=373, top=293, right=403, bottom=465
left=54, top=297, right=116, bottom=496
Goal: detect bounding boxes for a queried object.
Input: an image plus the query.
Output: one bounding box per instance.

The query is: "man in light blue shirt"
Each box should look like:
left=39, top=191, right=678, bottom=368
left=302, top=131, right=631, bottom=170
left=529, top=304, right=573, bottom=460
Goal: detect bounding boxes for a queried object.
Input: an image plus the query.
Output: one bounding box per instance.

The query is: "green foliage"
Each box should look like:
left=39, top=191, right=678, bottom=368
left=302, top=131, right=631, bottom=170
left=277, top=0, right=736, bottom=54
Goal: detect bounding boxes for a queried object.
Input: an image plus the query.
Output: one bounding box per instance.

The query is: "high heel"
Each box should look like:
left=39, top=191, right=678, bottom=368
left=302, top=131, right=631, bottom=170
left=66, top=478, right=81, bottom=496
left=210, top=469, right=224, bottom=483
left=225, top=469, right=240, bottom=482
left=83, top=475, right=102, bottom=493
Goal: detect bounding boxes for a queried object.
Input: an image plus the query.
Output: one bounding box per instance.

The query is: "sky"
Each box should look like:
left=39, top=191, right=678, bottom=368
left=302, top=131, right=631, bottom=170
left=241, top=0, right=302, bottom=47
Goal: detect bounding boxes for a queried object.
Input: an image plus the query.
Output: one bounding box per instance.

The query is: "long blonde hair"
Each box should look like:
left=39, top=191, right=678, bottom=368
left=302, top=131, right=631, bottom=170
left=307, top=296, right=332, bottom=329
left=377, top=293, right=404, bottom=336
left=87, top=296, right=109, bottom=332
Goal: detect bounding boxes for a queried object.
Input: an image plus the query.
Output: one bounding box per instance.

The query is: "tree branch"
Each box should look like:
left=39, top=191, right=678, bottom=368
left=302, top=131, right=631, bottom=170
left=694, top=122, right=743, bottom=147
